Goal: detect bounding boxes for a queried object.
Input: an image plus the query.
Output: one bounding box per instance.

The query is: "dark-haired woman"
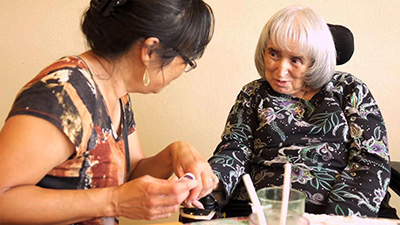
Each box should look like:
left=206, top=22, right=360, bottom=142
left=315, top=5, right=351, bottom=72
left=0, top=0, right=215, bottom=224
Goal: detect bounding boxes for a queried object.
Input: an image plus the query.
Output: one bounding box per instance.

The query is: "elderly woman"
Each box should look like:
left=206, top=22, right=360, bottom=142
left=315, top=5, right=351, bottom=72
left=209, top=5, right=392, bottom=218
left=0, top=0, right=217, bottom=224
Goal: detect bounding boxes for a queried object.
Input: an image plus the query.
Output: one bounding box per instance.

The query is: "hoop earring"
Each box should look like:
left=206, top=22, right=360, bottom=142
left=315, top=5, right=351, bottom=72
left=143, top=68, right=150, bottom=87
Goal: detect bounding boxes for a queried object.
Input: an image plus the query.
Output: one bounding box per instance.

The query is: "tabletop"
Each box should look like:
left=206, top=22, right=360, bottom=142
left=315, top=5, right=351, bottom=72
left=149, top=214, right=400, bottom=225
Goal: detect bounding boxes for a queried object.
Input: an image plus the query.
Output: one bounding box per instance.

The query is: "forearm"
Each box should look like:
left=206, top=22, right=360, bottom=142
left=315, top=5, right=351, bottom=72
left=129, top=143, right=174, bottom=180
left=0, top=185, right=115, bottom=224
left=325, top=78, right=392, bottom=216
left=209, top=88, right=257, bottom=197
left=130, top=141, right=209, bottom=180
left=324, top=148, right=391, bottom=216
left=209, top=141, right=251, bottom=197
left=325, top=167, right=390, bottom=217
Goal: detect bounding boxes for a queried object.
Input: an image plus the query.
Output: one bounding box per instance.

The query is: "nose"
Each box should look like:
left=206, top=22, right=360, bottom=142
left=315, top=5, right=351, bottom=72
left=277, top=59, right=290, bottom=77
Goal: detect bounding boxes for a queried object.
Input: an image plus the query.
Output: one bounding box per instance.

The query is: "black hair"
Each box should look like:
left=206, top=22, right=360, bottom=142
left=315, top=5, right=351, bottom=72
left=81, top=0, right=214, bottom=67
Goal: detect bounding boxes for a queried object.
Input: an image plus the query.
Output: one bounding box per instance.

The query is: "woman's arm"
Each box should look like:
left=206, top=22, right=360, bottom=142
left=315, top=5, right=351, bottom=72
left=0, top=115, right=115, bottom=224
left=324, top=78, right=391, bottom=217
left=127, top=132, right=217, bottom=204
left=208, top=82, right=260, bottom=197
left=126, top=131, right=173, bottom=180
left=0, top=115, right=198, bottom=223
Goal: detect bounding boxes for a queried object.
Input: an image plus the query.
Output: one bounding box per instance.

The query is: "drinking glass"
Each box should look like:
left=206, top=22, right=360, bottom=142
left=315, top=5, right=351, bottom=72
left=251, top=186, right=308, bottom=225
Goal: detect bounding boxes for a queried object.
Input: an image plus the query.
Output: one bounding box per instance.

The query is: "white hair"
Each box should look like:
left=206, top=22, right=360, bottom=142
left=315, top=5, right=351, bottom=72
left=255, top=5, right=336, bottom=89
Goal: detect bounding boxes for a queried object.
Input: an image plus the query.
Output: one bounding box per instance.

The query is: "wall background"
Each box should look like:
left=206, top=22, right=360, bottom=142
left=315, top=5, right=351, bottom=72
left=1, top=0, right=399, bottom=224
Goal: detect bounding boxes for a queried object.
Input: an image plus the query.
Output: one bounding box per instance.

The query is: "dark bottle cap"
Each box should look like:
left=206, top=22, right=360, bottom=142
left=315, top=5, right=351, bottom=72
left=199, top=194, right=217, bottom=210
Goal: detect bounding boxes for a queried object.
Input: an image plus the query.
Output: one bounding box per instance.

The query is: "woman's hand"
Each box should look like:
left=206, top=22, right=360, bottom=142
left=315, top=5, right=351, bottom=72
left=127, top=139, right=218, bottom=208
left=112, top=175, right=198, bottom=220
left=167, top=141, right=218, bottom=207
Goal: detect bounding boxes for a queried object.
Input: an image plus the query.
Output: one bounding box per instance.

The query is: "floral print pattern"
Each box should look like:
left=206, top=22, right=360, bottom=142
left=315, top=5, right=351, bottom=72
left=209, top=72, right=390, bottom=217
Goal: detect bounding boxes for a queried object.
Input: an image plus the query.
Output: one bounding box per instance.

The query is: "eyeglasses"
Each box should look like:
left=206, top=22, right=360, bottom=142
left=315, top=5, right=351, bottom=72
left=176, top=49, right=197, bottom=73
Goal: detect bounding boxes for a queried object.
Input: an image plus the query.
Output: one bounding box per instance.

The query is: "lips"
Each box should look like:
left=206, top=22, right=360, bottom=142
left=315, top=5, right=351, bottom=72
left=275, top=79, right=288, bottom=86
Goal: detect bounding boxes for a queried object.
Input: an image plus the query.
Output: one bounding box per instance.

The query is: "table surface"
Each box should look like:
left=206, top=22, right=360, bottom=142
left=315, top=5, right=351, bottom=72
left=149, top=214, right=400, bottom=225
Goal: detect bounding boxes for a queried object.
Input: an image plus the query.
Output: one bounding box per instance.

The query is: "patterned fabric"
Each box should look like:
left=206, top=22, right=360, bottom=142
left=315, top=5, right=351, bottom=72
left=7, top=56, right=136, bottom=225
left=209, top=72, right=391, bottom=217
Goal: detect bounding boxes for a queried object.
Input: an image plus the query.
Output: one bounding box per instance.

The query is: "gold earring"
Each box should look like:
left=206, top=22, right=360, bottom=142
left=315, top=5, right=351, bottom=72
left=143, top=67, right=150, bottom=87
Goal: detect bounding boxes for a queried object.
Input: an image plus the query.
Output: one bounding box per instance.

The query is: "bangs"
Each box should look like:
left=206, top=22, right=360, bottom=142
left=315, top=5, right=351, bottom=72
left=255, top=5, right=336, bottom=88
left=269, top=19, right=313, bottom=58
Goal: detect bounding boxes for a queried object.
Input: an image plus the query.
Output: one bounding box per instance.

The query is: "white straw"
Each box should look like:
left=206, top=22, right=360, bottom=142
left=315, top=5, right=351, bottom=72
left=279, top=162, right=292, bottom=225
left=242, top=174, right=267, bottom=225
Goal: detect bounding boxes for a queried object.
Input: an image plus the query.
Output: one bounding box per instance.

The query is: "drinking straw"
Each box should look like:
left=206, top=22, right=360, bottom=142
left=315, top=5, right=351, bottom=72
left=242, top=174, right=267, bottom=225
left=279, top=162, right=292, bottom=225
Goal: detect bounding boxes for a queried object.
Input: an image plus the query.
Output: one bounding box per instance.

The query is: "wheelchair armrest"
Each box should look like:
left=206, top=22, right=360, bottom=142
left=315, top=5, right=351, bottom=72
left=390, top=161, right=400, bottom=196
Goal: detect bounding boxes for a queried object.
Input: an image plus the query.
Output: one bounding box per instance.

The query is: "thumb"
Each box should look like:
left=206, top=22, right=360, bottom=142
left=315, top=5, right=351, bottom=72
left=145, top=176, right=198, bottom=195
left=176, top=173, right=198, bottom=190
left=176, top=177, right=198, bottom=190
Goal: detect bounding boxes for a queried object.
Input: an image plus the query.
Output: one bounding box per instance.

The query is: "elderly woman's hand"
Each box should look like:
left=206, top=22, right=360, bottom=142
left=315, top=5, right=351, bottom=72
left=167, top=141, right=218, bottom=207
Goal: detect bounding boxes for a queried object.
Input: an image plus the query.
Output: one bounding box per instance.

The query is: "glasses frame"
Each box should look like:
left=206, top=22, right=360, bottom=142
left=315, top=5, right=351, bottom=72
left=176, top=49, right=197, bottom=73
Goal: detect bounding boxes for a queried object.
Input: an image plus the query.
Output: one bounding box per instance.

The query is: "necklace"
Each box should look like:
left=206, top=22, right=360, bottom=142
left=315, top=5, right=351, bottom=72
left=295, top=100, right=305, bottom=116
left=295, top=87, right=307, bottom=116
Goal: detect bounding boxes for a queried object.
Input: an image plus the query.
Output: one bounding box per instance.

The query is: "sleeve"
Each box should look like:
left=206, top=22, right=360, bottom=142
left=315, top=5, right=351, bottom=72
left=7, top=67, right=96, bottom=157
left=208, top=83, right=260, bottom=197
left=324, top=76, right=391, bottom=217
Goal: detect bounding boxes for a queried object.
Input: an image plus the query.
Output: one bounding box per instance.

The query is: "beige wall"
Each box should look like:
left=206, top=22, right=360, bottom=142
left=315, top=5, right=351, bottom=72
left=1, top=0, right=399, bottom=224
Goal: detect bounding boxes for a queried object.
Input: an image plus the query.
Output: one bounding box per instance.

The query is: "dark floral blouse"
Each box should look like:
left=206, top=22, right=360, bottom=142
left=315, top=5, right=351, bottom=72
left=209, top=72, right=391, bottom=217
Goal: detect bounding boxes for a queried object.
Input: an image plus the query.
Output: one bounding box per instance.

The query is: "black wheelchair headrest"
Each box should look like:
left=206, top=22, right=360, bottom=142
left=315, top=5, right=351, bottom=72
left=328, top=24, right=354, bottom=65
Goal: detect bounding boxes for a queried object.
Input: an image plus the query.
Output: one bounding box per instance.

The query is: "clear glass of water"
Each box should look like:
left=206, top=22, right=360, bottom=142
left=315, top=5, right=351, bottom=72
left=251, top=186, right=307, bottom=225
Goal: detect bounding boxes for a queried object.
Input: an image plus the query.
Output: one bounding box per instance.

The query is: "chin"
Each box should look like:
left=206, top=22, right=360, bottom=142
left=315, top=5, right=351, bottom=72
left=151, top=88, right=164, bottom=94
left=271, top=86, right=287, bottom=95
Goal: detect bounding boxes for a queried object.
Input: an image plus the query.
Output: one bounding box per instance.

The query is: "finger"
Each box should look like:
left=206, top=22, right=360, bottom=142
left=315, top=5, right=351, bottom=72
left=181, top=200, right=193, bottom=208
left=174, top=165, right=185, bottom=178
left=140, top=177, right=199, bottom=210
left=185, top=173, right=203, bottom=203
left=177, top=172, right=196, bottom=182
left=141, top=204, right=179, bottom=220
left=149, top=176, right=198, bottom=196
left=197, top=173, right=218, bottom=198
left=191, top=200, right=205, bottom=209
left=141, top=211, right=172, bottom=221
left=146, top=183, right=195, bottom=210
left=148, top=213, right=171, bottom=220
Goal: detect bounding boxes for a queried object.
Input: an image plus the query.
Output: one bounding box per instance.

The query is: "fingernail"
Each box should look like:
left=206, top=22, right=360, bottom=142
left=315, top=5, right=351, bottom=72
left=178, top=173, right=195, bottom=182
